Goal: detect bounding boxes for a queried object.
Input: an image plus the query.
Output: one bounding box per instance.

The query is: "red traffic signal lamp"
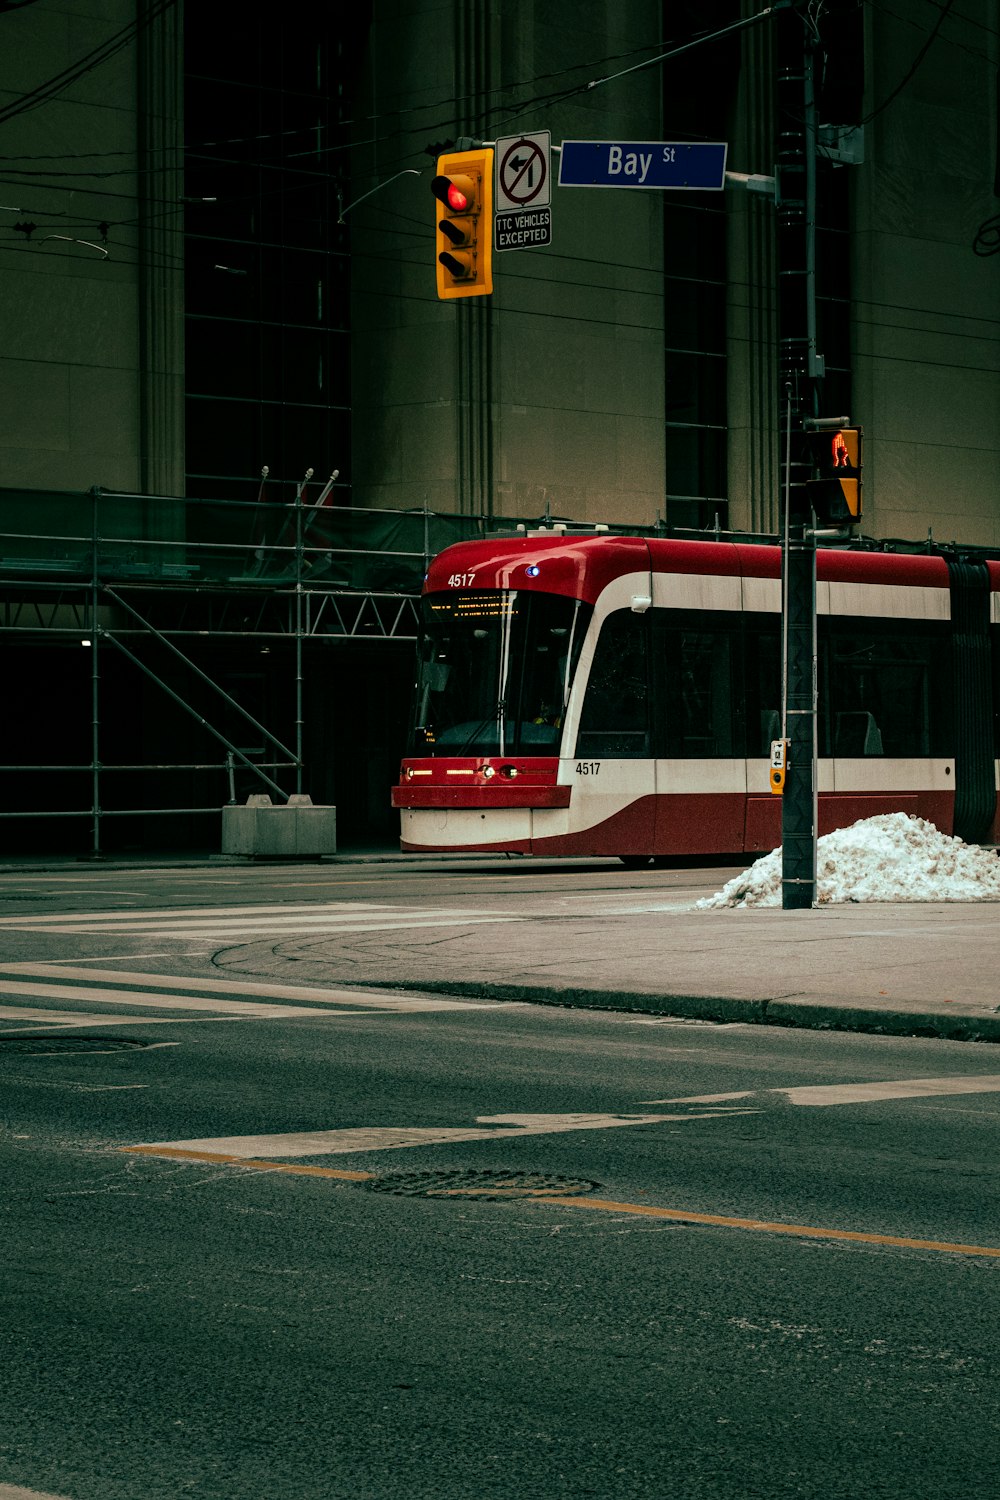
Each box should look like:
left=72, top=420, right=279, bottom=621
left=806, top=425, right=863, bottom=524
left=432, top=148, right=493, bottom=300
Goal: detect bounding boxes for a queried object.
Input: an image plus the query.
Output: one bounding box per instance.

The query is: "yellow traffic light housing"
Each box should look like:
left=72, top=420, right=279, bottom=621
left=807, top=426, right=863, bottom=525
left=432, top=149, right=493, bottom=300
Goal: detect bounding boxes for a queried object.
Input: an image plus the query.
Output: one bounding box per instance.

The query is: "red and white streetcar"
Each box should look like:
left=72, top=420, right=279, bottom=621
left=392, top=530, right=1000, bottom=862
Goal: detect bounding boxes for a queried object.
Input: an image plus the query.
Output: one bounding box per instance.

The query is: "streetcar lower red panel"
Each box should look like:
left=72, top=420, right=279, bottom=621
left=396, top=763, right=964, bottom=858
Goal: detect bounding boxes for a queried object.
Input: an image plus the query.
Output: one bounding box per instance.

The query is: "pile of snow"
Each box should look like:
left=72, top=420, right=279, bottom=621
left=698, top=813, right=1000, bottom=909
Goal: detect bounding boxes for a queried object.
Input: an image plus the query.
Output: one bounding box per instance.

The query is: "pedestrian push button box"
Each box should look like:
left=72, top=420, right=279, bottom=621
left=769, top=739, right=789, bottom=796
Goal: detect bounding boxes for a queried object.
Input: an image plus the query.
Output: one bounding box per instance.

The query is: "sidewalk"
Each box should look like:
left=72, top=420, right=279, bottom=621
left=377, top=901, right=1000, bottom=1044
left=2, top=848, right=999, bottom=1044
left=217, top=872, right=1000, bottom=1046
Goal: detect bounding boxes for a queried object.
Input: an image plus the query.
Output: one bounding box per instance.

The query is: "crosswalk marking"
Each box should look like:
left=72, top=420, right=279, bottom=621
left=10, top=915, right=517, bottom=936
left=0, top=900, right=521, bottom=940
left=0, top=964, right=518, bottom=1029
left=0, top=979, right=375, bottom=1019
left=0, top=965, right=499, bottom=1012
left=0, top=1005, right=206, bottom=1028
left=0, top=901, right=398, bottom=923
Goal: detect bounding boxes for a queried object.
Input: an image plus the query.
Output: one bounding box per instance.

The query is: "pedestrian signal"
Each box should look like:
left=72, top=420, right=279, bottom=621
left=806, top=426, right=862, bottom=525
left=432, top=149, right=493, bottom=300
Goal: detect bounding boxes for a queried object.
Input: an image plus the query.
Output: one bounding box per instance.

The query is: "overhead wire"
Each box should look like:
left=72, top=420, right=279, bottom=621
left=0, top=0, right=179, bottom=127
left=1, top=2, right=995, bottom=335
left=856, top=0, right=961, bottom=125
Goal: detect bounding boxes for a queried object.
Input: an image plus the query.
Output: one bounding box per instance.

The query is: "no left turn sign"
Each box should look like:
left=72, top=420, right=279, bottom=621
left=495, top=131, right=551, bottom=211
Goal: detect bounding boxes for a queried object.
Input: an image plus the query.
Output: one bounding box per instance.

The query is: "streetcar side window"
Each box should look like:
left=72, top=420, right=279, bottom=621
left=656, top=611, right=740, bottom=758
left=575, top=610, right=650, bottom=758
left=743, top=613, right=782, bottom=756
left=819, top=619, right=951, bottom=757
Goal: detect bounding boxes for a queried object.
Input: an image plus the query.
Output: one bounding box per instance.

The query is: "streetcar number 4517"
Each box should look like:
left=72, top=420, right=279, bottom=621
left=575, top=762, right=600, bottom=775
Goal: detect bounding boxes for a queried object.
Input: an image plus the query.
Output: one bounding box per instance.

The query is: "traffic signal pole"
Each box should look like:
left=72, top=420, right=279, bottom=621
left=776, top=3, right=820, bottom=909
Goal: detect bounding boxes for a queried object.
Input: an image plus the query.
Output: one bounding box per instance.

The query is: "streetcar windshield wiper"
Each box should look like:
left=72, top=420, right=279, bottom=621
left=455, top=704, right=503, bottom=756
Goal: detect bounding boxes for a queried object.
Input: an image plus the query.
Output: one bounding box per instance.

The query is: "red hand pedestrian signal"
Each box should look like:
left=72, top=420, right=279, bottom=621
left=806, top=426, right=863, bottom=524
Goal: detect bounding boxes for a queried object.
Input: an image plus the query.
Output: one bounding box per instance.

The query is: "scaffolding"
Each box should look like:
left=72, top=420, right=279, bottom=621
left=0, top=486, right=489, bottom=854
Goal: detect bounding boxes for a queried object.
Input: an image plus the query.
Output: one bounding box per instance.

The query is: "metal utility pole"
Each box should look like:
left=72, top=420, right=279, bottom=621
left=775, top=4, right=822, bottom=909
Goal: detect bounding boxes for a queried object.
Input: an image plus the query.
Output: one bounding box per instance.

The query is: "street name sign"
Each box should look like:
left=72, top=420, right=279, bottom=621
left=558, top=139, right=727, bottom=190
left=495, top=130, right=553, bottom=251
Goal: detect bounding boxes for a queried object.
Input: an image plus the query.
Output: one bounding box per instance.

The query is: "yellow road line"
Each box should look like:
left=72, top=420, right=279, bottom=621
left=121, top=1147, right=1000, bottom=1258
left=123, top=1145, right=374, bottom=1181
left=542, top=1196, right=1000, bottom=1258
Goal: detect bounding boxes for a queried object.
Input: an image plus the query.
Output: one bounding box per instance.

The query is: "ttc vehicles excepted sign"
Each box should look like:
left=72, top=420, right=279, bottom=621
left=494, top=131, right=552, bottom=251
left=558, top=140, right=728, bottom=190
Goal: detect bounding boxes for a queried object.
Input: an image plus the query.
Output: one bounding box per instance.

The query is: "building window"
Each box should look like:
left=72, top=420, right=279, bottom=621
left=183, top=10, right=365, bottom=505
left=662, top=1, right=741, bottom=532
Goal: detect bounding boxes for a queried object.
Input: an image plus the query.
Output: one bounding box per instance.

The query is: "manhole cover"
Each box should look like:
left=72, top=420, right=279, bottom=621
left=0, top=1035, right=152, bottom=1055
left=365, top=1168, right=601, bottom=1201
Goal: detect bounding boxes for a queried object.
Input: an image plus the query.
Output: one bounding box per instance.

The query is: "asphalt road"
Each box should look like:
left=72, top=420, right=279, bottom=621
left=1, top=861, right=999, bottom=1499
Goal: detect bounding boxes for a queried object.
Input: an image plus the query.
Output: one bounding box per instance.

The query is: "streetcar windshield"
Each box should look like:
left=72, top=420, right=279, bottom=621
left=409, top=591, right=590, bottom=756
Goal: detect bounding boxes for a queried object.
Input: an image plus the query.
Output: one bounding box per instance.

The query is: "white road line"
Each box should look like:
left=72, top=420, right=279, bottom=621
left=133, top=1078, right=1000, bottom=1163
left=0, top=1006, right=221, bottom=1028
left=782, top=1076, right=1000, bottom=1106
left=136, top=1108, right=746, bottom=1159
left=1, top=914, right=518, bottom=937
left=0, top=901, right=514, bottom=927
left=645, top=1076, right=1000, bottom=1107
left=0, top=982, right=370, bottom=1018
left=0, top=966, right=511, bottom=1015
left=0, top=1483, right=74, bottom=1500
left=0, top=900, right=397, bottom=924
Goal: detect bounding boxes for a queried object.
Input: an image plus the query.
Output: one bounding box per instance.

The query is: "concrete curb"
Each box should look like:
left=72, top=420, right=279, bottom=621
left=340, top=976, right=1000, bottom=1044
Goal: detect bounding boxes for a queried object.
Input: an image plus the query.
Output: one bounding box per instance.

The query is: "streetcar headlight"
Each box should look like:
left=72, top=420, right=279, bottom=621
left=481, top=764, right=496, bottom=778
left=499, top=764, right=518, bottom=778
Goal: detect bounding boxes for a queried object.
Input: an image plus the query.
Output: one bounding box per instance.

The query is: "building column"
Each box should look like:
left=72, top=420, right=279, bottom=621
left=727, top=2, right=779, bottom=535
left=137, top=2, right=186, bottom=500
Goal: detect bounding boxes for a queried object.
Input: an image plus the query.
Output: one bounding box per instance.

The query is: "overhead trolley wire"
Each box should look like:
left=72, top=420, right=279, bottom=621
left=0, top=0, right=179, bottom=128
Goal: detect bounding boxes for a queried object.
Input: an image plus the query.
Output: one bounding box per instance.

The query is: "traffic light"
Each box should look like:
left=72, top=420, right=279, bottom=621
left=432, top=148, right=493, bottom=300
left=806, top=425, right=863, bottom=524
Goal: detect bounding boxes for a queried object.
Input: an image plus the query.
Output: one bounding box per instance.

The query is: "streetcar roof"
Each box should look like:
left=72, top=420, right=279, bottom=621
left=422, top=533, right=968, bottom=604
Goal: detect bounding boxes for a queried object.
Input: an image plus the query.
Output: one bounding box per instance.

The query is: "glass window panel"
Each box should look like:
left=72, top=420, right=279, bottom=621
left=186, top=320, right=260, bottom=400
left=665, top=350, right=727, bottom=425
left=185, top=11, right=356, bottom=503
left=666, top=498, right=730, bottom=531
left=185, top=248, right=258, bottom=319
left=666, top=279, right=727, bottom=355
left=663, top=204, right=727, bottom=281
left=744, top=614, right=782, bottom=755
left=820, top=620, right=951, bottom=757
left=409, top=594, right=590, bottom=757
left=576, top=611, right=650, bottom=758
left=659, top=612, right=738, bottom=757
left=816, top=293, right=851, bottom=371
left=665, top=425, right=727, bottom=500
left=816, top=225, right=851, bottom=299
left=186, top=397, right=348, bottom=486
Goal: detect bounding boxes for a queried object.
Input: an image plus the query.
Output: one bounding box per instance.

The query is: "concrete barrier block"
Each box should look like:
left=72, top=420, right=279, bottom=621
left=221, top=794, right=337, bottom=857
